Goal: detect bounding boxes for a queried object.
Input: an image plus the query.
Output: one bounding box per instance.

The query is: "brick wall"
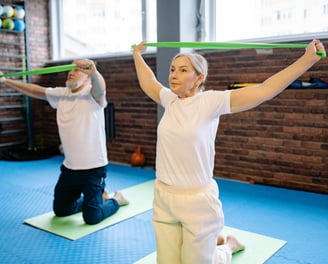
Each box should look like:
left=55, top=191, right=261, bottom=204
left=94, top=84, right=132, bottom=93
left=201, top=48, right=328, bottom=193
left=1, top=0, right=327, bottom=193
left=204, top=48, right=328, bottom=193
left=216, top=90, right=327, bottom=193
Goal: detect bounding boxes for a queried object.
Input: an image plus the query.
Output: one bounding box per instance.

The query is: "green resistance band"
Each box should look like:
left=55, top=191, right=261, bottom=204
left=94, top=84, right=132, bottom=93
left=0, top=63, right=93, bottom=78
left=142, top=42, right=326, bottom=58
left=0, top=64, right=77, bottom=78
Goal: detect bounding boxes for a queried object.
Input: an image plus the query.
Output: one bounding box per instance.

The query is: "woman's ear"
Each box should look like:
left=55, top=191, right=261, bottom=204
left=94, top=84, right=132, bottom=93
left=197, top=73, right=205, bottom=87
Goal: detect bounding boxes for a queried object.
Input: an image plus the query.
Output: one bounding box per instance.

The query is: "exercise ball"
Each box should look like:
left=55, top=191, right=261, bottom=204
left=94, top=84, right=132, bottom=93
left=0, top=19, right=2, bottom=29
left=2, top=5, right=14, bottom=18
left=14, top=19, right=25, bottom=32
left=14, top=6, right=25, bottom=19
left=0, top=5, right=3, bottom=16
left=2, top=18, right=14, bottom=30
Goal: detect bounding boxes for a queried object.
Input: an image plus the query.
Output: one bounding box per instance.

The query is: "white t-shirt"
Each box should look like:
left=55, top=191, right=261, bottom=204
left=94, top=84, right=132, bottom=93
left=156, top=87, right=232, bottom=187
left=45, top=85, right=108, bottom=170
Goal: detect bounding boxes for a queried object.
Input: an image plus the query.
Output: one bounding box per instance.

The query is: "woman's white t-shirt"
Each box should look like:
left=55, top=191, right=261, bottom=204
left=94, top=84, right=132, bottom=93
left=156, top=87, right=232, bottom=187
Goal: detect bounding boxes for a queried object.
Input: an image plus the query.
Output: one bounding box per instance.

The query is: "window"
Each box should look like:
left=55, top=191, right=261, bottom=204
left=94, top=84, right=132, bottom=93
left=204, top=0, right=328, bottom=42
left=50, top=0, right=156, bottom=60
left=51, top=0, right=327, bottom=60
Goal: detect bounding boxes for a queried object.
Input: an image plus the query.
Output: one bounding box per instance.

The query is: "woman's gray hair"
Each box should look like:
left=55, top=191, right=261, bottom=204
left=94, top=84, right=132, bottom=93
left=172, top=53, right=208, bottom=91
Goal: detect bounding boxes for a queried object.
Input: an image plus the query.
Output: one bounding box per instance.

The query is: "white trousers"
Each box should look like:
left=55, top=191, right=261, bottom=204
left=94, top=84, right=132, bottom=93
left=152, top=179, right=232, bottom=264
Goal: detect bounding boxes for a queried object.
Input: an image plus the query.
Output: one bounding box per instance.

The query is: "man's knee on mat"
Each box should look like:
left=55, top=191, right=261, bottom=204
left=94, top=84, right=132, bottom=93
left=82, top=208, right=104, bottom=225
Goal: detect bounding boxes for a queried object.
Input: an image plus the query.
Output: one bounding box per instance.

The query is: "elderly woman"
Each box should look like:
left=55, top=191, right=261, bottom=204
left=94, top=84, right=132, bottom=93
left=132, top=40, right=325, bottom=264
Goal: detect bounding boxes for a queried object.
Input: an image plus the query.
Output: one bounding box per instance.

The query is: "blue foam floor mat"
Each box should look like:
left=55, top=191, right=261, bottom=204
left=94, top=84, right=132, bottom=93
left=1, top=155, right=328, bottom=263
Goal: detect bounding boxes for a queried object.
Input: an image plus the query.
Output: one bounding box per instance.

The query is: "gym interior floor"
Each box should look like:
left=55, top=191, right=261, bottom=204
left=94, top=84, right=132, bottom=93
left=1, top=155, right=327, bottom=264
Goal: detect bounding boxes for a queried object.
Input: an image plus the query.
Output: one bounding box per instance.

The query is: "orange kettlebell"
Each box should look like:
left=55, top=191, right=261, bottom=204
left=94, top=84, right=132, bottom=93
left=130, top=145, right=145, bottom=166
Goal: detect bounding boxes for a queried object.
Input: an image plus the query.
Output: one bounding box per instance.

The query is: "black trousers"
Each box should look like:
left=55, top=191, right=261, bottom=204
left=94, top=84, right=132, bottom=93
left=53, top=164, right=119, bottom=225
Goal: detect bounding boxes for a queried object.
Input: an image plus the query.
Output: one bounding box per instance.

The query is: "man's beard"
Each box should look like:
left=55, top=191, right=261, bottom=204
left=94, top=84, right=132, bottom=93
left=66, top=79, right=85, bottom=91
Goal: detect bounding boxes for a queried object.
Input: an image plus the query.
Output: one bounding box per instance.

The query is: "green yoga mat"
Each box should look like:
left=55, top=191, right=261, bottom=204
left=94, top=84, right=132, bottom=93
left=134, top=226, right=286, bottom=264
left=24, top=180, right=154, bottom=240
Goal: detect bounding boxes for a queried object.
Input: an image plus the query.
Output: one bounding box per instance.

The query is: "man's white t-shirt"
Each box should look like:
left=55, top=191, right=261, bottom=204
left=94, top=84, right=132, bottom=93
left=46, top=85, right=108, bottom=170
